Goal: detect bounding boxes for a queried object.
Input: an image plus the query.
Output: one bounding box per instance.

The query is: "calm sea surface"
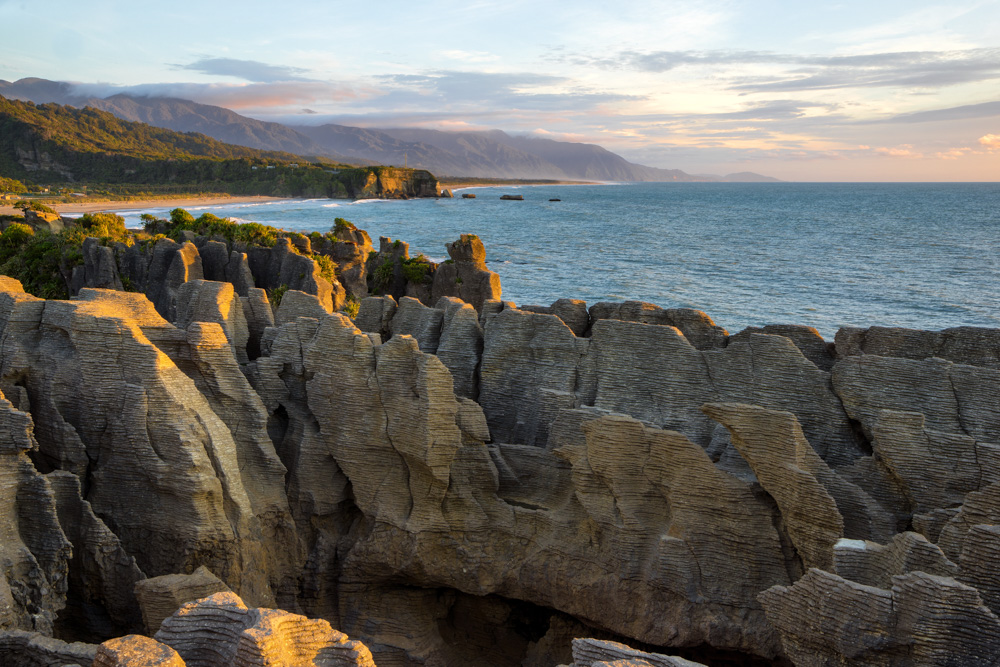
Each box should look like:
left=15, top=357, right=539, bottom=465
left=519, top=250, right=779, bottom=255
left=114, top=183, right=1000, bottom=340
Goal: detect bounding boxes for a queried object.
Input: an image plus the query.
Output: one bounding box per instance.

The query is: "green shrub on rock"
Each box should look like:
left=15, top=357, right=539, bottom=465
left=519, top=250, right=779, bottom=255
left=74, top=212, right=130, bottom=245
left=0, top=223, right=34, bottom=259
left=402, top=255, right=433, bottom=284
left=371, top=259, right=395, bottom=292
left=0, top=229, right=74, bottom=299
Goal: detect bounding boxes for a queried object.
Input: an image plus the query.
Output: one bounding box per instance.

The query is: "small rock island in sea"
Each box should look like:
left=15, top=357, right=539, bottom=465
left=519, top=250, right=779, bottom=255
left=1, top=208, right=999, bottom=666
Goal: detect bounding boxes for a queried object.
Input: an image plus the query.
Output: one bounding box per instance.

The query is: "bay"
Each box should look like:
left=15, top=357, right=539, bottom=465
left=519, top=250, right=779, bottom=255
left=115, top=182, right=1000, bottom=339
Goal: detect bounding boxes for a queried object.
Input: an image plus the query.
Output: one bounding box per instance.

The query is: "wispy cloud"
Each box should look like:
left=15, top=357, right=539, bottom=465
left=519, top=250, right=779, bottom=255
left=562, top=47, right=1000, bottom=92
left=872, top=100, right=1000, bottom=123
left=373, top=70, right=640, bottom=111
left=173, top=57, right=314, bottom=83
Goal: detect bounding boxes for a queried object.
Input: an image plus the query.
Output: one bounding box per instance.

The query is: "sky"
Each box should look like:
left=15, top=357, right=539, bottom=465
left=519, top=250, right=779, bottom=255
left=1, top=0, right=999, bottom=181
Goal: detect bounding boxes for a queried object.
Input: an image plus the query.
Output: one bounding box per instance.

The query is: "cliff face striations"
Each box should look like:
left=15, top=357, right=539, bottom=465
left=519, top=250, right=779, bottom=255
left=1, top=228, right=1000, bottom=666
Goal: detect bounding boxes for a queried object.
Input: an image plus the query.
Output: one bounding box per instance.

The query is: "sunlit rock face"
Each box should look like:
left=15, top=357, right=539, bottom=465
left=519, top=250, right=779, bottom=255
left=4, top=228, right=1000, bottom=666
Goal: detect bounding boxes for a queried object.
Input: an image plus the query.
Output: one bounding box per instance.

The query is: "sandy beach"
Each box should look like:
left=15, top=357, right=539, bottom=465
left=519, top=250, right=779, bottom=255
left=0, top=195, right=286, bottom=217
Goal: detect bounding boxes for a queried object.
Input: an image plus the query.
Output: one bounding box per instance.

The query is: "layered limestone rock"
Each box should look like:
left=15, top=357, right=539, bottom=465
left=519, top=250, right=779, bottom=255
left=255, top=310, right=795, bottom=659
left=0, top=629, right=97, bottom=665
left=430, top=234, right=502, bottom=311
left=703, top=403, right=894, bottom=565
left=173, top=280, right=250, bottom=364
left=435, top=297, right=484, bottom=400
left=521, top=298, right=590, bottom=337
left=312, top=226, right=373, bottom=300
left=47, top=470, right=146, bottom=640
left=832, top=532, right=959, bottom=589
left=140, top=239, right=204, bottom=321
left=353, top=295, right=396, bottom=342
left=731, top=324, right=834, bottom=371
left=760, top=568, right=1000, bottom=666
left=836, top=324, right=1000, bottom=368
left=69, top=237, right=125, bottom=295
left=154, top=592, right=375, bottom=667
left=0, top=284, right=295, bottom=623
left=588, top=301, right=728, bottom=349
left=93, top=634, right=185, bottom=667
left=274, top=289, right=331, bottom=326
left=479, top=312, right=863, bottom=466
left=569, top=638, right=707, bottom=667
left=479, top=308, right=585, bottom=447
left=134, top=566, right=232, bottom=635
left=8, top=258, right=1000, bottom=666
left=116, top=235, right=344, bottom=322
left=389, top=296, right=444, bottom=353
left=247, top=238, right=345, bottom=313
left=0, top=390, right=71, bottom=634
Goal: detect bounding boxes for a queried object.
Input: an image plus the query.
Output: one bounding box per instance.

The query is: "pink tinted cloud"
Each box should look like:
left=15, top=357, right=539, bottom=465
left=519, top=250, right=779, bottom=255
left=979, top=134, right=1000, bottom=150
left=72, top=81, right=371, bottom=110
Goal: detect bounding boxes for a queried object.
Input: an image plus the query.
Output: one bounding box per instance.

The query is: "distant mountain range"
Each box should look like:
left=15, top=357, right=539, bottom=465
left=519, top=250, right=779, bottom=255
left=0, top=95, right=436, bottom=199
left=0, top=77, right=779, bottom=183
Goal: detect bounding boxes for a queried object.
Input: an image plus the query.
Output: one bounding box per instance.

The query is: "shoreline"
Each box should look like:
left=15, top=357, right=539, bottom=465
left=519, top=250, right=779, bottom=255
left=0, top=195, right=286, bottom=217
left=0, top=183, right=605, bottom=216
left=446, top=180, right=602, bottom=192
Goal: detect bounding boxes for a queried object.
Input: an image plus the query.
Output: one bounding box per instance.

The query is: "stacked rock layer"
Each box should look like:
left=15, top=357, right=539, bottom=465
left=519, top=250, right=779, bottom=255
left=1, top=231, right=999, bottom=665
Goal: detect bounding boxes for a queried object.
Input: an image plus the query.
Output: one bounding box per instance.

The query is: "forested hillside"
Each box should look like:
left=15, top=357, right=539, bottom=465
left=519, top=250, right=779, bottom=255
left=0, top=96, right=438, bottom=198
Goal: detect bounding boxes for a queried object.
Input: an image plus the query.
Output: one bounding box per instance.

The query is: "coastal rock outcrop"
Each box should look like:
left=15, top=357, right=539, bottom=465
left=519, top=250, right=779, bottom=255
left=589, top=300, right=728, bottom=349
left=836, top=324, right=1000, bottom=368
left=247, top=238, right=344, bottom=313
left=0, top=283, right=297, bottom=632
left=7, top=220, right=1000, bottom=666
left=430, top=234, right=502, bottom=311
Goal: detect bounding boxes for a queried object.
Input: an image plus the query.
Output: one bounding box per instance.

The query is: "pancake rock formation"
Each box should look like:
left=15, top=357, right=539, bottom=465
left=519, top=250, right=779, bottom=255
left=2, top=226, right=1000, bottom=666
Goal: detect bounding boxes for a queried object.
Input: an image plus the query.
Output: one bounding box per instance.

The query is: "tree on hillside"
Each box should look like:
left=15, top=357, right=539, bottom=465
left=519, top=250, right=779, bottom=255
left=0, top=176, right=27, bottom=193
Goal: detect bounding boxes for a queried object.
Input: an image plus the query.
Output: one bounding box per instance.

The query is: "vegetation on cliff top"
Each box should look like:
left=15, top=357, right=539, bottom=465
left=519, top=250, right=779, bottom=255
left=0, top=206, right=363, bottom=300
left=0, top=211, right=130, bottom=298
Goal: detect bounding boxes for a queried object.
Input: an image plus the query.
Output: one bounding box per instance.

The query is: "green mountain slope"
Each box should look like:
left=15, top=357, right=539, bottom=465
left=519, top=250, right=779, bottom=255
left=0, top=96, right=437, bottom=198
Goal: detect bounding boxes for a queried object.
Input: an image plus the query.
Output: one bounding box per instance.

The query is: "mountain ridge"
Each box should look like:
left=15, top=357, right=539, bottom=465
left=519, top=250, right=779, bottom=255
left=0, top=77, right=778, bottom=182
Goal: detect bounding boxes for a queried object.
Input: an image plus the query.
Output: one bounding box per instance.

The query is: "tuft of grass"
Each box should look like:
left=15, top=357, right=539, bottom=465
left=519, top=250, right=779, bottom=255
left=315, top=254, right=338, bottom=283
left=341, top=295, right=360, bottom=319
left=333, top=217, right=356, bottom=235
left=268, top=284, right=289, bottom=308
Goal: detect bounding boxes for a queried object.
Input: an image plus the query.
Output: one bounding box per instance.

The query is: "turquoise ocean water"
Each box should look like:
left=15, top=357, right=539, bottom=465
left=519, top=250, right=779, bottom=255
left=112, top=182, right=1000, bottom=339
